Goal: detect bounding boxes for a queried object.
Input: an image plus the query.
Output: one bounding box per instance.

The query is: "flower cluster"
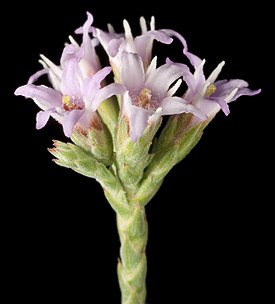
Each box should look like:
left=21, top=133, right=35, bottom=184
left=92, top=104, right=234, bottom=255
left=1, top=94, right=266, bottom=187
left=15, top=11, right=260, bottom=143
left=14, top=13, right=262, bottom=304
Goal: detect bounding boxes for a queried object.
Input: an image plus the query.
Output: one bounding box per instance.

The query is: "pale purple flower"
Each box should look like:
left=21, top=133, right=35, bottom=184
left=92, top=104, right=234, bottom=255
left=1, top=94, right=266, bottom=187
left=15, top=44, right=125, bottom=137
left=180, top=59, right=262, bottom=120
left=89, top=15, right=173, bottom=72
left=37, top=10, right=100, bottom=91
left=162, top=30, right=261, bottom=120
left=118, top=52, right=207, bottom=142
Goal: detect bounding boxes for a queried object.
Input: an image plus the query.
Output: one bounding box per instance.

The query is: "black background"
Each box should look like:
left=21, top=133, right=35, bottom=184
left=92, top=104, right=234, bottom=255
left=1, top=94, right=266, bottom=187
left=3, top=1, right=273, bottom=303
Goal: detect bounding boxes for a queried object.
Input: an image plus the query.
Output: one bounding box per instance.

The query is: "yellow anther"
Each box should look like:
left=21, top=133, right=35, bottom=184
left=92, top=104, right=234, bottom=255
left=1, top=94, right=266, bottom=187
left=205, top=84, right=216, bottom=97
left=62, top=95, right=71, bottom=106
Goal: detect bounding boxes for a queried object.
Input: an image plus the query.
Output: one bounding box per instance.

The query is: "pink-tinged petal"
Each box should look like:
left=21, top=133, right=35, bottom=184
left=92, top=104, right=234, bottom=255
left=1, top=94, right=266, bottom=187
left=61, top=61, right=81, bottom=97
left=213, top=97, right=230, bottom=116
left=160, top=96, right=207, bottom=119
left=230, top=87, right=261, bottom=102
left=130, top=105, right=151, bottom=142
left=145, top=63, right=184, bottom=99
left=14, top=84, right=62, bottom=109
left=213, top=79, right=261, bottom=105
left=60, top=44, right=83, bottom=67
left=63, top=109, right=84, bottom=137
left=27, top=68, right=48, bottom=84
left=89, top=83, right=126, bottom=111
left=196, top=98, right=221, bottom=118
left=60, top=45, right=84, bottom=97
left=121, top=91, right=150, bottom=142
left=81, top=11, right=101, bottom=74
left=107, top=38, right=124, bottom=57
left=82, top=66, right=112, bottom=102
left=135, top=30, right=173, bottom=66
left=94, top=28, right=123, bottom=54
left=120, top=52, right=145, bottom=92
left=183, top=59, right=206, bottom=101
left=162, top=29, right=202, bottom=68
left=214, top=79, right=249, bottom=95
left=36, top=108, right=56, bottom=129
left=77, top=109, right=97, bottom=130
left=165, top=58, right=196, bottom=99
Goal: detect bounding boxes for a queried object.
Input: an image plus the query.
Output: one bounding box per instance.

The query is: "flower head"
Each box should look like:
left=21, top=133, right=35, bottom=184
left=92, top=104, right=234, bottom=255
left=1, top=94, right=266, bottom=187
left=161, top=30, right=261, bottom=122
left=15, top=44, right=125, bottom=137
left=90, top=15, right=173, bottom=74
left=181, top=60, right=261, bottom=121
left=118, top=52, right=206, bottom=142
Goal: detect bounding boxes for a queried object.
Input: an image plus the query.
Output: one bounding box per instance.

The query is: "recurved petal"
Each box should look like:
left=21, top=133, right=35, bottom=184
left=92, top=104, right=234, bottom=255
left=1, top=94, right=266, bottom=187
left=214, top=79, right=250, bottom=96
left=161, top=29, right=202, bottom=68
left=160, top=96, right=207, bottom=119
left=36, top=108, right=56, bottom=129
left=134, top=30, right=173, bottom=65
left=27, top=68, right=48, bottom=84
left=14, top=84, right=62, bottom=109
left=230, top=87, right=261, bottom=102
left=82, top=11, right=100, bottom=73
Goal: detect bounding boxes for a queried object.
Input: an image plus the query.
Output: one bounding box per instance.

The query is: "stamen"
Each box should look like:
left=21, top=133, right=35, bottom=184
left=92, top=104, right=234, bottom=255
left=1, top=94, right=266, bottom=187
left=205, top=84, right=216, bottom=97
left=62, top=95, right=83, bottom=111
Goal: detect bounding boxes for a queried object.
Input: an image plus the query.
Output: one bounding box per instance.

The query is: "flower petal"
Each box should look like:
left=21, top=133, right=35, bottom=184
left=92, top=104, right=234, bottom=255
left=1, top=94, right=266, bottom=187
left=120, top=52, right=145, bottom=92
left=89, top=83, right=126, bottom=111
left=184, top=59, right=206, bottom=101
left=27, top=68, right=48, bottom=84
left=230, top=87, right=261, bottom=102
left=14, top=84, right=62, bottom=109
left=82, top=66, right=112, bottom=102
left=60, top=45, right=83, bottom=96
left=145, top=62, right=184, bottom=99
left=81, top=11, right=100, bottom=74
left=162, top=29, right=202, bottom=68
left=130, top=105, right=151, bottom=142
left=36, top=108, right=55, bottom=129
left=63, top=109, right=84, bottom=137
left=160, top=96, right=207, bottom=119
left=121, top=91, right=151, bottom=142
left=107, top=38, right=125, bottom=57
left=214, top=79, right=249, bottom=96
left=134, top=30, right=173, bottom=66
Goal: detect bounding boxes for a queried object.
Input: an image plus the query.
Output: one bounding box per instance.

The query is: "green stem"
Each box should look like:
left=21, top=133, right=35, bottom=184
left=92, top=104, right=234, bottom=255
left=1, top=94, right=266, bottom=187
left=117, top=204, right=148, bottom=304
